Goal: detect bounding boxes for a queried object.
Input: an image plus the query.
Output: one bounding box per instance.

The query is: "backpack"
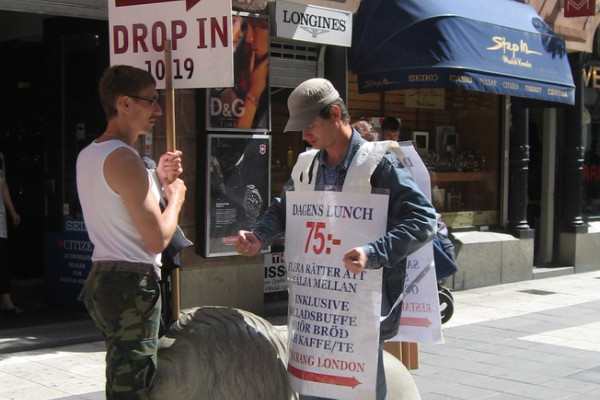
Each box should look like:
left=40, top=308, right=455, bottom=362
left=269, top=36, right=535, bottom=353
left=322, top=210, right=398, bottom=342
left=433, top=233, right=457, bottom=280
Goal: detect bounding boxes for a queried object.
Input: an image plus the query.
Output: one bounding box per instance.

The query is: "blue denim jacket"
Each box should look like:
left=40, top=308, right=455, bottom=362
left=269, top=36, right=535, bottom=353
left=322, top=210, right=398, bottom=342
left=252, top=130, right=437, bottom=339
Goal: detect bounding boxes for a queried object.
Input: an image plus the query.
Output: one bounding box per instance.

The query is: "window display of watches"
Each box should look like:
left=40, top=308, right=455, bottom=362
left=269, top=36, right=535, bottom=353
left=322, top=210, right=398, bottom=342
left=244, top=184, right=263, bottom=223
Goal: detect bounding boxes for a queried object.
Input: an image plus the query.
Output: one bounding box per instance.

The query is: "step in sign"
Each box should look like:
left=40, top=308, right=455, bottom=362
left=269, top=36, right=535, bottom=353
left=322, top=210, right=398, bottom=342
left=109, top=0, right=234, bottom=89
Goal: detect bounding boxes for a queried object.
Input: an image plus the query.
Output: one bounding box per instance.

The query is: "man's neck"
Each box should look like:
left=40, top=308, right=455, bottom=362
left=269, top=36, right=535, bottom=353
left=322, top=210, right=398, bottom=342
left=97, top=120, right=139, bottom=146
left=324, top=124, right=353, bottom=167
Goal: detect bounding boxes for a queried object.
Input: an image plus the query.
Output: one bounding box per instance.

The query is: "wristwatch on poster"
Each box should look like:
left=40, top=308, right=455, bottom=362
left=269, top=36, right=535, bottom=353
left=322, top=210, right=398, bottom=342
left=244, top=184, right=263, bottom=224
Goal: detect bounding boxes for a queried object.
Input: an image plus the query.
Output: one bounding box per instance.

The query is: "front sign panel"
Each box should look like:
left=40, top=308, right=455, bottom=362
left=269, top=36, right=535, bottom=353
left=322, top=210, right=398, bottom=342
left=109, top=0, right=233, bottom=89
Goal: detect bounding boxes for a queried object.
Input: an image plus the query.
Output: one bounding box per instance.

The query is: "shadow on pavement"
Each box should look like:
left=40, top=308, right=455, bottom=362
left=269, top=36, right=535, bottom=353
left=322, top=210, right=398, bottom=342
left=0, top=278, right=102, bottom=354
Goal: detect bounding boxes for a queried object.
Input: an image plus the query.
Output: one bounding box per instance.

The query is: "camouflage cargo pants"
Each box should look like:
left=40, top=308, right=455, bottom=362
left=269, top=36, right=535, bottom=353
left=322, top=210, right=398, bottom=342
left=79, top=263, right=161, bottom=400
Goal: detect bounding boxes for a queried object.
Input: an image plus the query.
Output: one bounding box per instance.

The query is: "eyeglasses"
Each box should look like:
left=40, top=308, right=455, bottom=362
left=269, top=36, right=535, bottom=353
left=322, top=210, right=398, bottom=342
left=126, top=93, right=160, bottom=107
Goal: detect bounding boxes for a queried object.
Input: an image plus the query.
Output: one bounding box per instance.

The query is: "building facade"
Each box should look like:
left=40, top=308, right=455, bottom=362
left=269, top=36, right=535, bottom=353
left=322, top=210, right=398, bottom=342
left=0, top=0, right=598, bottom=315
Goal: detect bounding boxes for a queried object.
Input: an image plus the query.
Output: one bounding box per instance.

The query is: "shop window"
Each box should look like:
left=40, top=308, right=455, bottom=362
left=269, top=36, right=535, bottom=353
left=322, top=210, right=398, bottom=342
left=348, top=75, right=500, bottom=229
left=584, top=106, right=600, bottom=219
left=583, top=34, right=600, bottom=219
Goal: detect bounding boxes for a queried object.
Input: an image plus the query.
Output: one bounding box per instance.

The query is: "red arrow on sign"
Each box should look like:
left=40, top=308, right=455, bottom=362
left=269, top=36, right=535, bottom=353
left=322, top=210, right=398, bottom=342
left=400, top=317, right=433, bottom=328
left=288, top=365, right=362, bottom=388
left=115, top=0, right=202, bottom=12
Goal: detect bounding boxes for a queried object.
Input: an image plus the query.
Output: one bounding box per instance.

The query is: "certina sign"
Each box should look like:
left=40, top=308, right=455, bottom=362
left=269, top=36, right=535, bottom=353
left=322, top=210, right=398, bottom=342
left=109, top=0, right=233, bottom=89
left=274, top=0, right=352, bottom=47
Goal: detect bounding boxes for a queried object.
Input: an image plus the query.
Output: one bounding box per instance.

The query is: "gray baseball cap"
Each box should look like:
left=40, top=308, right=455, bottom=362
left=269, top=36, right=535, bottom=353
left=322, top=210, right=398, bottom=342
left=284, top=78, right=340, bottom=132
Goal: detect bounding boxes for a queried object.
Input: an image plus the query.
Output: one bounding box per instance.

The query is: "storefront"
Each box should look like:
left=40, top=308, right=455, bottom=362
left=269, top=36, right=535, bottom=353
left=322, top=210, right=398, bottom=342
left=582, top=28, right=600, bottom=221
left=192, top=0, right=358, bottom=311
left=1, top=0, right=599, bottom=315
left=584, top=59, right=600, bottom=219
left=346, top=0, right=594, bottom=289
left=571, top=29, right=600, bottom=273
left=0, top=0, right=359, bottom=313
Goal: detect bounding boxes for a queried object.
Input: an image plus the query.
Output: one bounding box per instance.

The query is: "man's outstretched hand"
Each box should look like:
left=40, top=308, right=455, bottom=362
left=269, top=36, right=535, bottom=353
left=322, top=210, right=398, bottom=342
left=235, top=230, right=262, bottom=256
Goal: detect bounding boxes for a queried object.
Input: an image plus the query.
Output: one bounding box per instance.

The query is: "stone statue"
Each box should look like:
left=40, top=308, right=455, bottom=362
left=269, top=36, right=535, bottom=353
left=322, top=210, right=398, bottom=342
left=151, top=306, right=420, bottom=400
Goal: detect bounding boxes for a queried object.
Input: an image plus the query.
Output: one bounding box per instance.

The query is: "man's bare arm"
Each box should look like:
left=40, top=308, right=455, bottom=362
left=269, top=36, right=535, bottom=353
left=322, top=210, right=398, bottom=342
left=104, top=147, right=186, bottom=253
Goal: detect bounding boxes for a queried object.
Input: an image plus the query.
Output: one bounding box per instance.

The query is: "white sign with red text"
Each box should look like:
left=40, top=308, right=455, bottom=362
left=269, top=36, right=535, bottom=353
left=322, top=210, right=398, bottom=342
left=108, top=0, right=233, bottom=89
left=393, top=143, right=443, bottom=344
left=285, top=190, right=387, bottom=400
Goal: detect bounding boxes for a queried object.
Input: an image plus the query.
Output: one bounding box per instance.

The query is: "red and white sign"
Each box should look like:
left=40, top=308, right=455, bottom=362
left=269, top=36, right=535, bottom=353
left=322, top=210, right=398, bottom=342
left=564, top=0, right=595, bottom=17
left=392, top=143, right=443, bottom=344
left=285, top=190, right=386, bottom=399
left=108, top=0, right=233, bottom=89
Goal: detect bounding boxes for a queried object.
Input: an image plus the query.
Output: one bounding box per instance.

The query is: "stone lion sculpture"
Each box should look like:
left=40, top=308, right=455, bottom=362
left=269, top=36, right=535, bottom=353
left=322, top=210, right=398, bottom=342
left=151, top=306, right=420, bottom=400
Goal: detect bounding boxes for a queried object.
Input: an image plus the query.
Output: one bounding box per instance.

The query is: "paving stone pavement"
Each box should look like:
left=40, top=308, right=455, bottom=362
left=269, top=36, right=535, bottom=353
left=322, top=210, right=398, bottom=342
left=0, top=270, right=599, bottom=399
left=413, top=270, right=600, bottom=400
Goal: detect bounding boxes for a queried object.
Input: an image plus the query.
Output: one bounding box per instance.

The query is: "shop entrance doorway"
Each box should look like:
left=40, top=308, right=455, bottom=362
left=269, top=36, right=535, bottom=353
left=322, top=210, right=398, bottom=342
left=0, top=10, right=107, bottom=322
left=0, top=12, right=47, bottom=281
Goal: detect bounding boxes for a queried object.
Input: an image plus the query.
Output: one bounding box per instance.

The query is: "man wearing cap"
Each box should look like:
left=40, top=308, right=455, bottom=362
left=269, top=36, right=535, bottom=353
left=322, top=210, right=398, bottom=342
left=235, top=78, right=436, bottom=400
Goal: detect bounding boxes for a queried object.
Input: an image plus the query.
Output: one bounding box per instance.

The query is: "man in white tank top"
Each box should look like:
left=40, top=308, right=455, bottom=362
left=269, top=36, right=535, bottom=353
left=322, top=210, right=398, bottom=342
left=76, top=65, right=186, bottom=400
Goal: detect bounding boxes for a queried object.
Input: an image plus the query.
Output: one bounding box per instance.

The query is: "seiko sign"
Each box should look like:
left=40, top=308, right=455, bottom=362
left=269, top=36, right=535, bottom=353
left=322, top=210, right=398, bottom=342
left=273, top=0, right=353, bottom=47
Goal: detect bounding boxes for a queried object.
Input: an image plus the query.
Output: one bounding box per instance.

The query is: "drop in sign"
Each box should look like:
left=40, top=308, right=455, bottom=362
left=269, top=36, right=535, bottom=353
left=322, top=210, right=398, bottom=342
left=109, top=0, right=234, bottom=89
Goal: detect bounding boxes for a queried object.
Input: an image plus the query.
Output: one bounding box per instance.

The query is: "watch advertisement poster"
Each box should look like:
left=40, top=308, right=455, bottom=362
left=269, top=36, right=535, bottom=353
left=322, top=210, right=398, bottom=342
left=206, top=13, right=271, bottom=132
left=205, top=134, right=271, bottom=257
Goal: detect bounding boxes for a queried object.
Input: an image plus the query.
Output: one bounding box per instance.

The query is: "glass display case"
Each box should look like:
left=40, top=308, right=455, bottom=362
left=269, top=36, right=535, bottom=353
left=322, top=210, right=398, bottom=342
left=347, top=83, right=501, bottom=229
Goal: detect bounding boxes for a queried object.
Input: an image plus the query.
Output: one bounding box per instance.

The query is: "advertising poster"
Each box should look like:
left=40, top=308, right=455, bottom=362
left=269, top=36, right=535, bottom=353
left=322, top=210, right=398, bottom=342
left=264, top=252, right=288, bottom=293
left=108, top=0, right=234, bottom=89
left=393, top=142, right=443, bottom=344
left=285, top=190, right=388, bottom=400
left=43, top=219, right=93, bottom=312
left=274, top=1, right=353, bottom=47
left=207, top=13, right=270, bottom=132
left=205, top=134, right=270, bottom=256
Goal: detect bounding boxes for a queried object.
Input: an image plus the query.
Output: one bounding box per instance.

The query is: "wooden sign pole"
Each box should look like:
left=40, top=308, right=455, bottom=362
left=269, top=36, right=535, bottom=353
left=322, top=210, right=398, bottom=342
left=165, top=40, right=177, bottom=153
left=164, top=40, right=181, bottom=321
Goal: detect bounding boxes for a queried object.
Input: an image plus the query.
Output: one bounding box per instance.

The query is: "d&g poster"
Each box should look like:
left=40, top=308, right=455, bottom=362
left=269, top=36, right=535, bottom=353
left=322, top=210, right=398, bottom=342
left=207, top=13, right=270, bottom=132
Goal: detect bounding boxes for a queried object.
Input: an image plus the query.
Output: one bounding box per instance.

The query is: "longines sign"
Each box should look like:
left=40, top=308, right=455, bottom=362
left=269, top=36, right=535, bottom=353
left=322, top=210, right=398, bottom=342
left=273, top=0, right=353, bottom=47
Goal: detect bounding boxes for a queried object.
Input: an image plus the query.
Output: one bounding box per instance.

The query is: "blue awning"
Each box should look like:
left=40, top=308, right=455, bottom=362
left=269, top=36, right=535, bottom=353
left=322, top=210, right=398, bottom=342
left=348, top=0, right=575, bottom=105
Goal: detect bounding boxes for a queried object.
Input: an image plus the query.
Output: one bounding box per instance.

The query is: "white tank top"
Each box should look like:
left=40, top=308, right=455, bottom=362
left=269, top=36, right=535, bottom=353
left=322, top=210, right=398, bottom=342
left=76, top=140, right=162, bottom=267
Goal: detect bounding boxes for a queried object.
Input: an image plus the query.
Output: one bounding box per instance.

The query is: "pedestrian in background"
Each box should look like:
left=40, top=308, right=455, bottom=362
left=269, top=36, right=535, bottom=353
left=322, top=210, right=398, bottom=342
left=0, top=151, right=22, bottom=317
left=381, top=116, right=401, bottom=141
left=352, top=118, right=379, bottom=141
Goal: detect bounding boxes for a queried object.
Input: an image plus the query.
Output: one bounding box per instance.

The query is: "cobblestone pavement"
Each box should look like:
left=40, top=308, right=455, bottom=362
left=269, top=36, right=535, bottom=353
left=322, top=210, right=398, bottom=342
left=0, top=270, right=599, bottom=399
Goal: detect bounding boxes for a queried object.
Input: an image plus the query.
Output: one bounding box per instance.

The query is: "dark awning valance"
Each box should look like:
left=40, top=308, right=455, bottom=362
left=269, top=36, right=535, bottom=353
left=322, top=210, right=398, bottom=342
left=348, top=0, right=575, bottom=105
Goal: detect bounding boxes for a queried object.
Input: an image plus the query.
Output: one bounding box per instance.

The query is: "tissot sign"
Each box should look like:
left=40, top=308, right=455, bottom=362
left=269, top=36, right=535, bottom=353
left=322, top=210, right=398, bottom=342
left=273, top=0, right=352, bottom=47
left=108, top=0, right=233, bottom=89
